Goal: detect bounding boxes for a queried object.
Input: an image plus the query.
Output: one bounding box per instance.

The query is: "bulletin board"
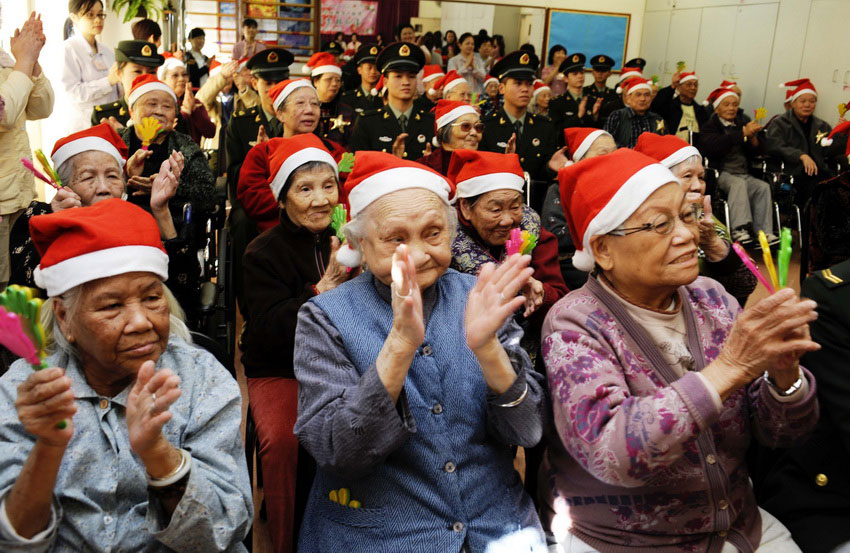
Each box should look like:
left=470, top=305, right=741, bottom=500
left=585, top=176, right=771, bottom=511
left=320, top=0, right=378, bottom=35
left=544, top=9, right=630, bottom=71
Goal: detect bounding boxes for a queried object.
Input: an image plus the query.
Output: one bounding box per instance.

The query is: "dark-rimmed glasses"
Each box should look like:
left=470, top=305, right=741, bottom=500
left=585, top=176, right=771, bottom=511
left=608, top=206, right=699, bottom=236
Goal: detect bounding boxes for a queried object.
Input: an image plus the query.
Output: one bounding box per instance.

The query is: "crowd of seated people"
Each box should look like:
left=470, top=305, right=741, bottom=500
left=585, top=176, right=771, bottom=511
left=2, top=3, right=850, bottom=553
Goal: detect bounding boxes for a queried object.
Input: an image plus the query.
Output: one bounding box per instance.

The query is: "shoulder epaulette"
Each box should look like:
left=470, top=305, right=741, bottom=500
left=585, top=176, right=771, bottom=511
left=816, top=259, right=850, bottom=288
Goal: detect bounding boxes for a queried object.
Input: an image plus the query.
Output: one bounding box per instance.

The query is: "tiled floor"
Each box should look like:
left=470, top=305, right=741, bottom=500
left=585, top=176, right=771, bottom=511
left=234, top=251, right=804, bottom=552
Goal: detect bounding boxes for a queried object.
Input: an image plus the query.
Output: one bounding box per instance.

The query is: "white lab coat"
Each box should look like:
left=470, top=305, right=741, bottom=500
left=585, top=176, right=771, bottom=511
left=61, top=33, right=119, bottom=134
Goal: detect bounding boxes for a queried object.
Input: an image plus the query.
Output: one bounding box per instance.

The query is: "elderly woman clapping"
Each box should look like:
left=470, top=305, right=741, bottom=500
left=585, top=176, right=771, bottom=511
left=0, top=200, right=252, bottom=551
left=416, top=99, right=483, bottom=175
left=294, top=152, right=547, bottom=553
left=540, top=148, right=820, bottom=553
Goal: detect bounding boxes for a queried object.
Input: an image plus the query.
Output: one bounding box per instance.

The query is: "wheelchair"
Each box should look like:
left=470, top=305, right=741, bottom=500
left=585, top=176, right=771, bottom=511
left=702, top=157, right=732, bottom=231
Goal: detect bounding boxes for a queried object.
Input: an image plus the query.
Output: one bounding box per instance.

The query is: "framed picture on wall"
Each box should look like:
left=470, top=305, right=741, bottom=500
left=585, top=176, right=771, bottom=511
left=544, top=9, right=630, bottom=72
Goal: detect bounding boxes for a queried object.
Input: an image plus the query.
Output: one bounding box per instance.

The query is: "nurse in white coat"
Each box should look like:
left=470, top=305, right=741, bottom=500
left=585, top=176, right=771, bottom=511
left=61, top=0, right=120, bottom=134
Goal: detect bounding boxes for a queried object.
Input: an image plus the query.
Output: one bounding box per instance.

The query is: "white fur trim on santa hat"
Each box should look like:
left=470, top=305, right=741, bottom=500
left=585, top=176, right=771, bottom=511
left=625, top=82, right=651, bottom=95
left=348, top=167, right=453, bottom=218
left=455, top=172, right=524, bottom=198
left=443, top=77, right=467, bottom=93
left=52, top=136, right=126, bottom=170
left=310, top=64, right=342, bottom=77
left=436, top=104, right=477, bottom=129
left=128, top=82, right=178, bottom=108
left=423, top=71, right=445, bottom=83
left=679, top=74, right=698, bottom=84
left=618, top=69, right=642, bottom=83
left=789, top=87, right=817, bottom=102
left=659, top=145, right=701, bottom=169
left=273, top=80, right=315, bottom=111
left=711, top=90, right=738, bottom=108
left=157, top=57, right=186, bottom=80
left=34, top=245, right=169, bottom=297
left=336, top=242, right=362, bottom=268
left=484, top=76, right=498, bottom=87
left=533, top=85, right=551, bottom=97
left=269, top=147, right=338, bottom=200
left=573, top=163, right=677, bottom=272
left=572, top=130, right=607, bottom=162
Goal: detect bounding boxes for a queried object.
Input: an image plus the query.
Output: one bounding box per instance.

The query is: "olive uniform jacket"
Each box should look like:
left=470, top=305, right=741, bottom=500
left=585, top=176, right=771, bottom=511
left=349, top=104, right=434, bottom=161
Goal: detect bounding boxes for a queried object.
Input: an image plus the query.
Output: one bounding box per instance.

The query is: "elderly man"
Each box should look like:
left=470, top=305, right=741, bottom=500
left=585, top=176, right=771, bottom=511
left=651, top=71, right=709, bottom=142
left=604, top=77, right=665, bottom=148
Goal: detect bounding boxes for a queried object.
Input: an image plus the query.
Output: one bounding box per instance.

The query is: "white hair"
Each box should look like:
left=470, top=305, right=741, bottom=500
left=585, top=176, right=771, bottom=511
left=668, top=154, right=703, bottom=174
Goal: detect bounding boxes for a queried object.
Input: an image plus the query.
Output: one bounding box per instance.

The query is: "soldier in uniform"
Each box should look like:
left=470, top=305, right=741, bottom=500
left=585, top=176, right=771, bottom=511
left=91, top=40, right=163, bottom=128
left=583, top=54, right=621, bottom=128
left=479, top=50, right=557, bottom=212
left=305, top=52, right=355, bottom=146
left=349, top=42, right=435, bottom=161
left=549, top=53, right=601, bottom=138
left=223, top=47, right=292, bottom=311
left=755, top=258, right=850, bottom=553
left=339, top=44, right=382, bottom=117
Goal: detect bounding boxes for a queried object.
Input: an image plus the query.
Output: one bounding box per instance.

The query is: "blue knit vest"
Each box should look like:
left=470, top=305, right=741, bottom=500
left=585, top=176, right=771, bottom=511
left=299, top=270, right=541, bottom=553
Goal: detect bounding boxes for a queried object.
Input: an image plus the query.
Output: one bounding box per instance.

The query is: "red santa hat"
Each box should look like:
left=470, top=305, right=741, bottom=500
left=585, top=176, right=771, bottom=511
left=634, top=132, right=701, bottom=168
left=820, top=120, right=850, bottom=158
left=336, top=151, right=455, bottom=267
left=51, top=122, right=129, bottom=170
left=617, top=65, right=643, bottom=87
left=422, top=64, right=445, bottom=84
left=30, top=198, right=169, bottom=297
left=484, top=74, right=499, bottom=88
left=157, top=52, right=186, bottom=80
left=435, top=70, right=467, bottom=93
left=720, top=79, right=738, bottom=89
left=370, top=74, right=385, bottom=97
left=678, top=71, right=698, bottom=84
left=434, top=99, right=477, bottom=130
left=447, top=150, right=524, bottom=198
left=532, top=80, right=550, bottom=99
left=269, top=78, right=315, bottom=111
left=302, top=52, right=342, bottom=77
left=266, top=134, right=339, bottom=200
left=127, top=74, right=178, bottom=107
left=618, top=77, right=652, bottom=95
left=563, top=127, right=612, bottom=162
left=236, top=57, right=251, bottom=72
left=779, top=79, right=817, bottom=102
left=208, top=59, right=225, bottom=78
left=558, top=148, right=678, bottom=271
left=703, top=86, right=739, bottom=108
left=784, top=89, right=794, bottom=104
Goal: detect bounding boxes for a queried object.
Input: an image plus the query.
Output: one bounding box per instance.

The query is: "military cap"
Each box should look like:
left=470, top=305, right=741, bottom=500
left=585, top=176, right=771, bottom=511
left=559, top=52, right=586, bottom=74
left=246, top=48, right=294, bottom=83
left=491, top=50, right=539, bottom=82
left=590, top=54, right=615, bottom=71
left=114, top=40, right=164, bottom=67
left=376, top=42, right=425, bottom=74
left=625, top=57, right=647, bottom=71
left=322, top=40, right=344, bottom=55
left=353, top=43, right=380, bottom=66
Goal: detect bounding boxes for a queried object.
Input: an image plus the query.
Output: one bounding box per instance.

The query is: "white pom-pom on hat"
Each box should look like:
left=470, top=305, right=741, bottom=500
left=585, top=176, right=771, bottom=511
left=336, top=243, right=362, bottom=267
left=822, top=137, right=834, bottom=146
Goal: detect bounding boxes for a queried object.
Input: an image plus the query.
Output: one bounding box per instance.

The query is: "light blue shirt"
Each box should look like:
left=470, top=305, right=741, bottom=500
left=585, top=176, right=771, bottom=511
left=0, top=336, right=252, bottom=552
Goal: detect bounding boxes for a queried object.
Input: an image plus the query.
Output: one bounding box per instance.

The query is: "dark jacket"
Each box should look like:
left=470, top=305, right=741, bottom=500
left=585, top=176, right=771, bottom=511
left=756, top=259, right=850, bottom=553
left=415, top=146, right=451, bottom=175
left=765, top=109, right=846, bottom=177
left=241, top=210, right=334, bottom=379
left=696, top=112, right=765, bottom=173
left=349, top=104, right=435, bottom=161
left=604, top=106, right=666, bottom=148
left=650, top=85, right=710, bottom=140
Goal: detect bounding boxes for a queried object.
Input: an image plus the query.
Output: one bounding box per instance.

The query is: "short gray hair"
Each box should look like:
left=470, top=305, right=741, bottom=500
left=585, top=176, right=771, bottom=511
left=436, top=124, right=454, bottom=146
left=669, top=154, right=703, bottom=174
left=56, top=159, right=75, bottom=189
left=42, top=281, right=191, bottom=358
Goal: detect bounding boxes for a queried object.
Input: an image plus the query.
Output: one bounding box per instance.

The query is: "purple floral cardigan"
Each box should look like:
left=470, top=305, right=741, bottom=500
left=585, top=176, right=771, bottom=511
left=540, top=275, right=818, bottom=553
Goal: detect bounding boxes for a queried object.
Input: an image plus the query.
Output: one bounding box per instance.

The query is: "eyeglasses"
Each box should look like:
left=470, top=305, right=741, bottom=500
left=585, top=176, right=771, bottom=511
left=451, top=121, right=484, bottom=134
left=83, top=12, right=107, bottom=21
left=608, top=207, right=699, bottom=236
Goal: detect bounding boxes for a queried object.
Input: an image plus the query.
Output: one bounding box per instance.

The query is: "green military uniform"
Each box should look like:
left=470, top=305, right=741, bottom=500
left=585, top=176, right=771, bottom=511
left=549, top=53, right=594, bottom=136
left=583, top=54, right=621, bottom=129
left=90, top=40, right=163, bottom=127
left=340, top=86, right=381, bottom=117
left=755, top=258, right=850, bottom=553
left=413, top=95, right=435, bottom=114
left=224, top=47, right=292, bottom=312
left=349, top=41, right=434, bottom=160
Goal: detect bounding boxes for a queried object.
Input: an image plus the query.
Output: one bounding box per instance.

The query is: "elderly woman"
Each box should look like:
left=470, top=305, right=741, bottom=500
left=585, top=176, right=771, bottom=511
left=116, top=74, right=215, bottom=217
left=435, top=70, right=473, bottom=103
left=635, top=132, right=758, bottom=307
left=8, top=124, right=195, bottom=307
left=416, top=100, right=482, bottom=175
left=294, top=151, right=547, bottom=552
left=529, top=81, right=551, bottom=118
left=237, top=79, right=346, bottom=232
left=0, top=199, right=252, bottom=551
left=241, top=134, right=352, bottom=553
left=157, top=54, right=216, bottom=145
left=303, top=52, right=354, bottom=146
left=541, top=147, right=820, bottom=553
left=542, top=128, right=616, bottom=289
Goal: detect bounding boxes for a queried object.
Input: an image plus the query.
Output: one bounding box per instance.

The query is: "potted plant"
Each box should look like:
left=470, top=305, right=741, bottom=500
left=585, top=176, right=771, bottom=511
left=110, top=0, right=169, bottom=23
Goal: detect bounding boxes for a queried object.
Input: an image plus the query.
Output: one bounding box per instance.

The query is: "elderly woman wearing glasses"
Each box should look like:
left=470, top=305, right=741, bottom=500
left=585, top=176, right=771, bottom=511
left=416, top=100, right=483, bottom=175
left=541, top=148, right=819, bottom=553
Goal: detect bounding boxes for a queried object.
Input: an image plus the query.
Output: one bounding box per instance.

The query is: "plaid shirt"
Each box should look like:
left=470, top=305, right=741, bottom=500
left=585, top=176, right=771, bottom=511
left=604, top=106, right=664, bottom=148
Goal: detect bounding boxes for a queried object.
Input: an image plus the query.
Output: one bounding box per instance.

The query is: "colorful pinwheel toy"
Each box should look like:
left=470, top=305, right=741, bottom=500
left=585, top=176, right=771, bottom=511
left=504, top=228, right=538, bottom=257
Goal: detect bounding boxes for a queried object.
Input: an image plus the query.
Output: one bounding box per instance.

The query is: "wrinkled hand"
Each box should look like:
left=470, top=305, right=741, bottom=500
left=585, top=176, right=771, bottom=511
left=315, top=237, right=351, bottom=293
left=392, top=133, right=408, bottom=158
left=126, top=360, right=182, bottom=458
left=671, top=71, right=681, bottom=88
left=10, top=12, right=45, bottom=76
left=389, top=244, right=425, bottom=349
left=181, top=82, right=196, bottom=114
left=99, top=115, right=125, bottom=132
left=125, top=148, right=153, bottom=178
left=250, top=125, right=268, bottom=147
left=800, top=154, right=818, bottom=176
left=150, top=151, right=183, bottom=211
left=504, top=132, right=517, bottom=155
left=15, top=367, right=76, bottom=448
left=520, top=276, right=544, bottom=318
left=220, top=60, right=238, bottom=79
left=742, top=121, right=763, bottom=138
left=128, top=175, right=153, bottom=196
left=465, top=254, right=533, bottom=350
left=422, top=142, right=433, bottom=156
left=547, top=146, right=569, bottom=172
left=697, top=195, right=728, bottom=261
left=716, top=288, right=819, bottom=385
left=49, top=187, right=82, bottom=212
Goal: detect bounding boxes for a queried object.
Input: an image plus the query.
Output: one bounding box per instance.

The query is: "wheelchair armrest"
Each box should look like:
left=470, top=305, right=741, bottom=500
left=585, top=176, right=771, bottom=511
left=198, top=281, right=219, bottom=316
